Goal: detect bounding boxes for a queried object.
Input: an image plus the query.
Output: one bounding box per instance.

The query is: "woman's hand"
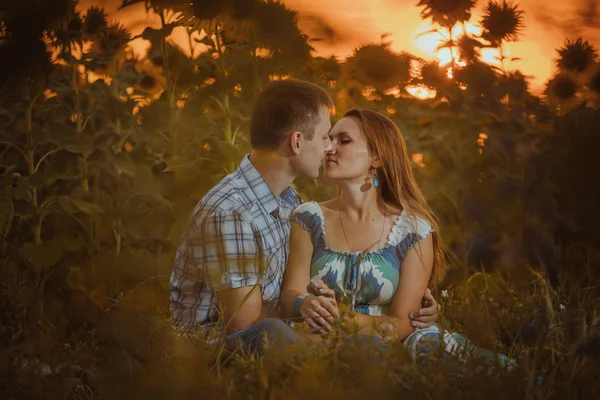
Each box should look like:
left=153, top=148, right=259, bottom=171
left=299, top=294, right=339, bottom=332
left=306, top=278, right=336, bottom=299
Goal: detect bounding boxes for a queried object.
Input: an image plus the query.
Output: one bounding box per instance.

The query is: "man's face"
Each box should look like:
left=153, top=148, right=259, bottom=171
left=294, top=107, right=332, bottom=179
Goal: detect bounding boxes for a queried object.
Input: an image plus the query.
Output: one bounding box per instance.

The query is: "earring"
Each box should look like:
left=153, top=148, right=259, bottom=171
left=373, top=171, right=379, bottom=188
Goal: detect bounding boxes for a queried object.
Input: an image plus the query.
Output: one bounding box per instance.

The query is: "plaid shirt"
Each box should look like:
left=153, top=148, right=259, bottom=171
left=170, top=155, right=302, bottom=331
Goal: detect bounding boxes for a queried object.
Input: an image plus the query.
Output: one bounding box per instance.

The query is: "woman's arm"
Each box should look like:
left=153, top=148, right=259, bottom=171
left=281, top=221, right=339, bottom=331
left=281, top=221, right=314, bottom=317
left=346, top=234, right=435, bottom=340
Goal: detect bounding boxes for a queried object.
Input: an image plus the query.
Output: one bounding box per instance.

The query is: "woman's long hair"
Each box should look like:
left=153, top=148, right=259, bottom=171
left=344, top=109, right=447, bottom=286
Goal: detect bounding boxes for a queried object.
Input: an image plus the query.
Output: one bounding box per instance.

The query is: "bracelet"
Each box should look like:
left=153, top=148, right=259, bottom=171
left=292, top=293, right=314, bottom=318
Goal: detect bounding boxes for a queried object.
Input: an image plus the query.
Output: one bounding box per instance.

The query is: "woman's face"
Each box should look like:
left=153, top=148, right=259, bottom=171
left=324, top=116, right=376, bottom=184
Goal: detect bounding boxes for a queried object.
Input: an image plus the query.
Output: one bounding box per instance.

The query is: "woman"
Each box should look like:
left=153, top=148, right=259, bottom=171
left=281, top=109, right=515, bottom=368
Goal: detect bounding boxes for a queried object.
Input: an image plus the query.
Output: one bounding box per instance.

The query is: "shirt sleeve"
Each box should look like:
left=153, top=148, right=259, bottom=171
left=192, top=210, right=262, bottom=291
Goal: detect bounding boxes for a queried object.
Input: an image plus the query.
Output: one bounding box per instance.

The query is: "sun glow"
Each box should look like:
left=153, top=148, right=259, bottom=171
left=406, top=85, right=437, bottom=100
left=411, top=21, right=501, bottom=67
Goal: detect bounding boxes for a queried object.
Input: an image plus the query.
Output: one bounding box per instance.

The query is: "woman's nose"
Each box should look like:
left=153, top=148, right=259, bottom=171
left=325, top=142, right=335, bottom=154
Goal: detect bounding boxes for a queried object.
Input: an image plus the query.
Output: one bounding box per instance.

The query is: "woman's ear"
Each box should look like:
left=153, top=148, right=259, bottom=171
left=372, top=155, right=382, bottom=169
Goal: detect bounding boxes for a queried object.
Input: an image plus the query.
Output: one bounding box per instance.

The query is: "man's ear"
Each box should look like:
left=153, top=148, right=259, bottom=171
left=289, top=131, right=303, bottom=155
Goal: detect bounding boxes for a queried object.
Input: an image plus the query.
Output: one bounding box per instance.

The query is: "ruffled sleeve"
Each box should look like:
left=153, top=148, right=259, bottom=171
left=388, top=211, right=434, bottom=259
left=291, top=201, right=326, bottom=247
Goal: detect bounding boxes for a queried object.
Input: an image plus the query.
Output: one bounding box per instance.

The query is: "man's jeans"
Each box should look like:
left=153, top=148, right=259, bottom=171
left=226, top=318, right=302, bottom=356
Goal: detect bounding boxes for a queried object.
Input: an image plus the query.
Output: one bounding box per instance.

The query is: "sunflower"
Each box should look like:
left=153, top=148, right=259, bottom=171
left=145, top=42, right=196, bottom=86
left=556, top=37, right=598, bottom=74
left=345, top=44, right=412, bottom=89
left=97, top=23, right=132, bottom=54
left=456, top=35, right=484, bottom=63
left=585, top=63, right=600, bottom=106
left=481, top=0, right=524, bottom=47
left=417, top=0, right=477, bottom=28
left=453, top=62, right=497, bottom=96
left=231, top=0, right=262, bottom=19
left=67, top=15, right=82, bottom=37
left=545, top=73, right=583, bottom=112
left=192, top=0, right=227, bottom=21
left=499, top=70, right=529, bottom=101
left=588, top=66, right=600, bottom=94
left=419, top=60, right=451, bottom=89
left=252, top=1, right=303, bottom=51
left=252, top=1, right=312, bottom=67
left=82, top=6, right=108, bottom=39
left=317, top=55, right=341, bottom=82
left=53, top=13, right=83, bottom=49
left=220, top=12, right=260, bottom=45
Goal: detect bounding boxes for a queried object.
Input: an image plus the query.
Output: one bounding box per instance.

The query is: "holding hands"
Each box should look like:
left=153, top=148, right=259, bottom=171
left=293, top=278, right=337, bottom=332
left=303, top=278, right=440, bottom=332
left=298, top=293, right=339, bottom=332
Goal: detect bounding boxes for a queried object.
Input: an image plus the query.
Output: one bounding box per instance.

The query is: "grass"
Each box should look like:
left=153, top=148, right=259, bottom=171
left=1, top=260, right=599, bottom=399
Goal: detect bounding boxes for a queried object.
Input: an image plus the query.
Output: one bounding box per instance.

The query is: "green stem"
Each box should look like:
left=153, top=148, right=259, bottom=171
left=37, top=271, right=49, bottom=321
left=499, top=43, right=506, bottom=73
left=250, top=31, right=259, bottom=94
left=215, top=23, right=227, bottom=79
left=214, top=24, right=233, bottom=144
left=114, top=227, right=122, bottom=256
left=224, top=95, right=232, bottom=144
left=25, top=96, right=41, bottom=245
left=159, top=10, right=177, bottom=156
left=90, top=170, right=100, bottom=251
left=114, top=171, right=122, bottom=256
left=68, top=39, right=89, bottom=193
left=80, top=158, right=89, bottom=193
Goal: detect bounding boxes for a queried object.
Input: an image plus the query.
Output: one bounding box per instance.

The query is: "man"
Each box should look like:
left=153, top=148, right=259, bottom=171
left=170, top=79, right=439, bottom=352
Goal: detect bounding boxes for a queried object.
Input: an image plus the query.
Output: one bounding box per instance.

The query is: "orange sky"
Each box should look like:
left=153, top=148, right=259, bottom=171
left=79, top=0, right=600, bottom=92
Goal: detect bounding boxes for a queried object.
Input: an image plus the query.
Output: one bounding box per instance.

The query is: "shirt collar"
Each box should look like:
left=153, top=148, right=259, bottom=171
left=238, top=155, right=300, bottom=217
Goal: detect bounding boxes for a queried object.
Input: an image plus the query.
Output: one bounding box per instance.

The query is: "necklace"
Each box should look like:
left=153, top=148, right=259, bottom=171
left=339, top=206, right=388, bottom=312
left=338, top=206, right=388, bottom=253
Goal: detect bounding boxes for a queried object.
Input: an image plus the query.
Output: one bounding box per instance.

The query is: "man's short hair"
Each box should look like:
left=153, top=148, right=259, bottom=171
left=250, top=79, right=334, bottom=149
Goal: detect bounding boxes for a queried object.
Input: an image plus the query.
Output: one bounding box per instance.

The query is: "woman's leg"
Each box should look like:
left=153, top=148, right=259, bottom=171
left=403, top=324, right=517, bottom=371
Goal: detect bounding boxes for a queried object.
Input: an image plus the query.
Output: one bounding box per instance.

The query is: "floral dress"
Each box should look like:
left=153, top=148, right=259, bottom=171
left=291, top=201, right=516, bottom=370
left=291, top=201, right=433, bottom=316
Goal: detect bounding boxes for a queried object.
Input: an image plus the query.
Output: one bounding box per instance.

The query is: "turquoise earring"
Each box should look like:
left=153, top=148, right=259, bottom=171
left=373, top=171, right=379, bottom=187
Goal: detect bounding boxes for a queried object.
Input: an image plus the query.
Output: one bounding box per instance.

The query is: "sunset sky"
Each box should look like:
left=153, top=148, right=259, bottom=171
left=80, top=0, right=600, bottom=92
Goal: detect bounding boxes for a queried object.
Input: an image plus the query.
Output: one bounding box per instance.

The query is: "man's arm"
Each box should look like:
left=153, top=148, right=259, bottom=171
left=216, top=286, right=263, bottom=334
left=197, top=210, right=264, bottom=334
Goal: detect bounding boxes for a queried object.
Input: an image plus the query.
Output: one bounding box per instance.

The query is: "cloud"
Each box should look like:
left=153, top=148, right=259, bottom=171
left=300, top=14, right=347, bottom=44
left=578, top=0, right=600, bottom=28
left=529, top=0, right=600, bottom=37
left=298, top=13, right=373, bottom=48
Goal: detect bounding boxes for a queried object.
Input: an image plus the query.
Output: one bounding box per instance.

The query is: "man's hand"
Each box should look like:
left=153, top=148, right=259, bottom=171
left=408, top=288, right=440, bottom=330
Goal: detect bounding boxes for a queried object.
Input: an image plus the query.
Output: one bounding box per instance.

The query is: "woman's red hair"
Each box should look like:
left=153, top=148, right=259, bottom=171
left=344, top=109, right=447, bottom=285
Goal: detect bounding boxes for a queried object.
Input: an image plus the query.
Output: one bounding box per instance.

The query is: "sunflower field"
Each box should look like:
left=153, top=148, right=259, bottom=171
left=0, top=0, right=599, bottom=398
